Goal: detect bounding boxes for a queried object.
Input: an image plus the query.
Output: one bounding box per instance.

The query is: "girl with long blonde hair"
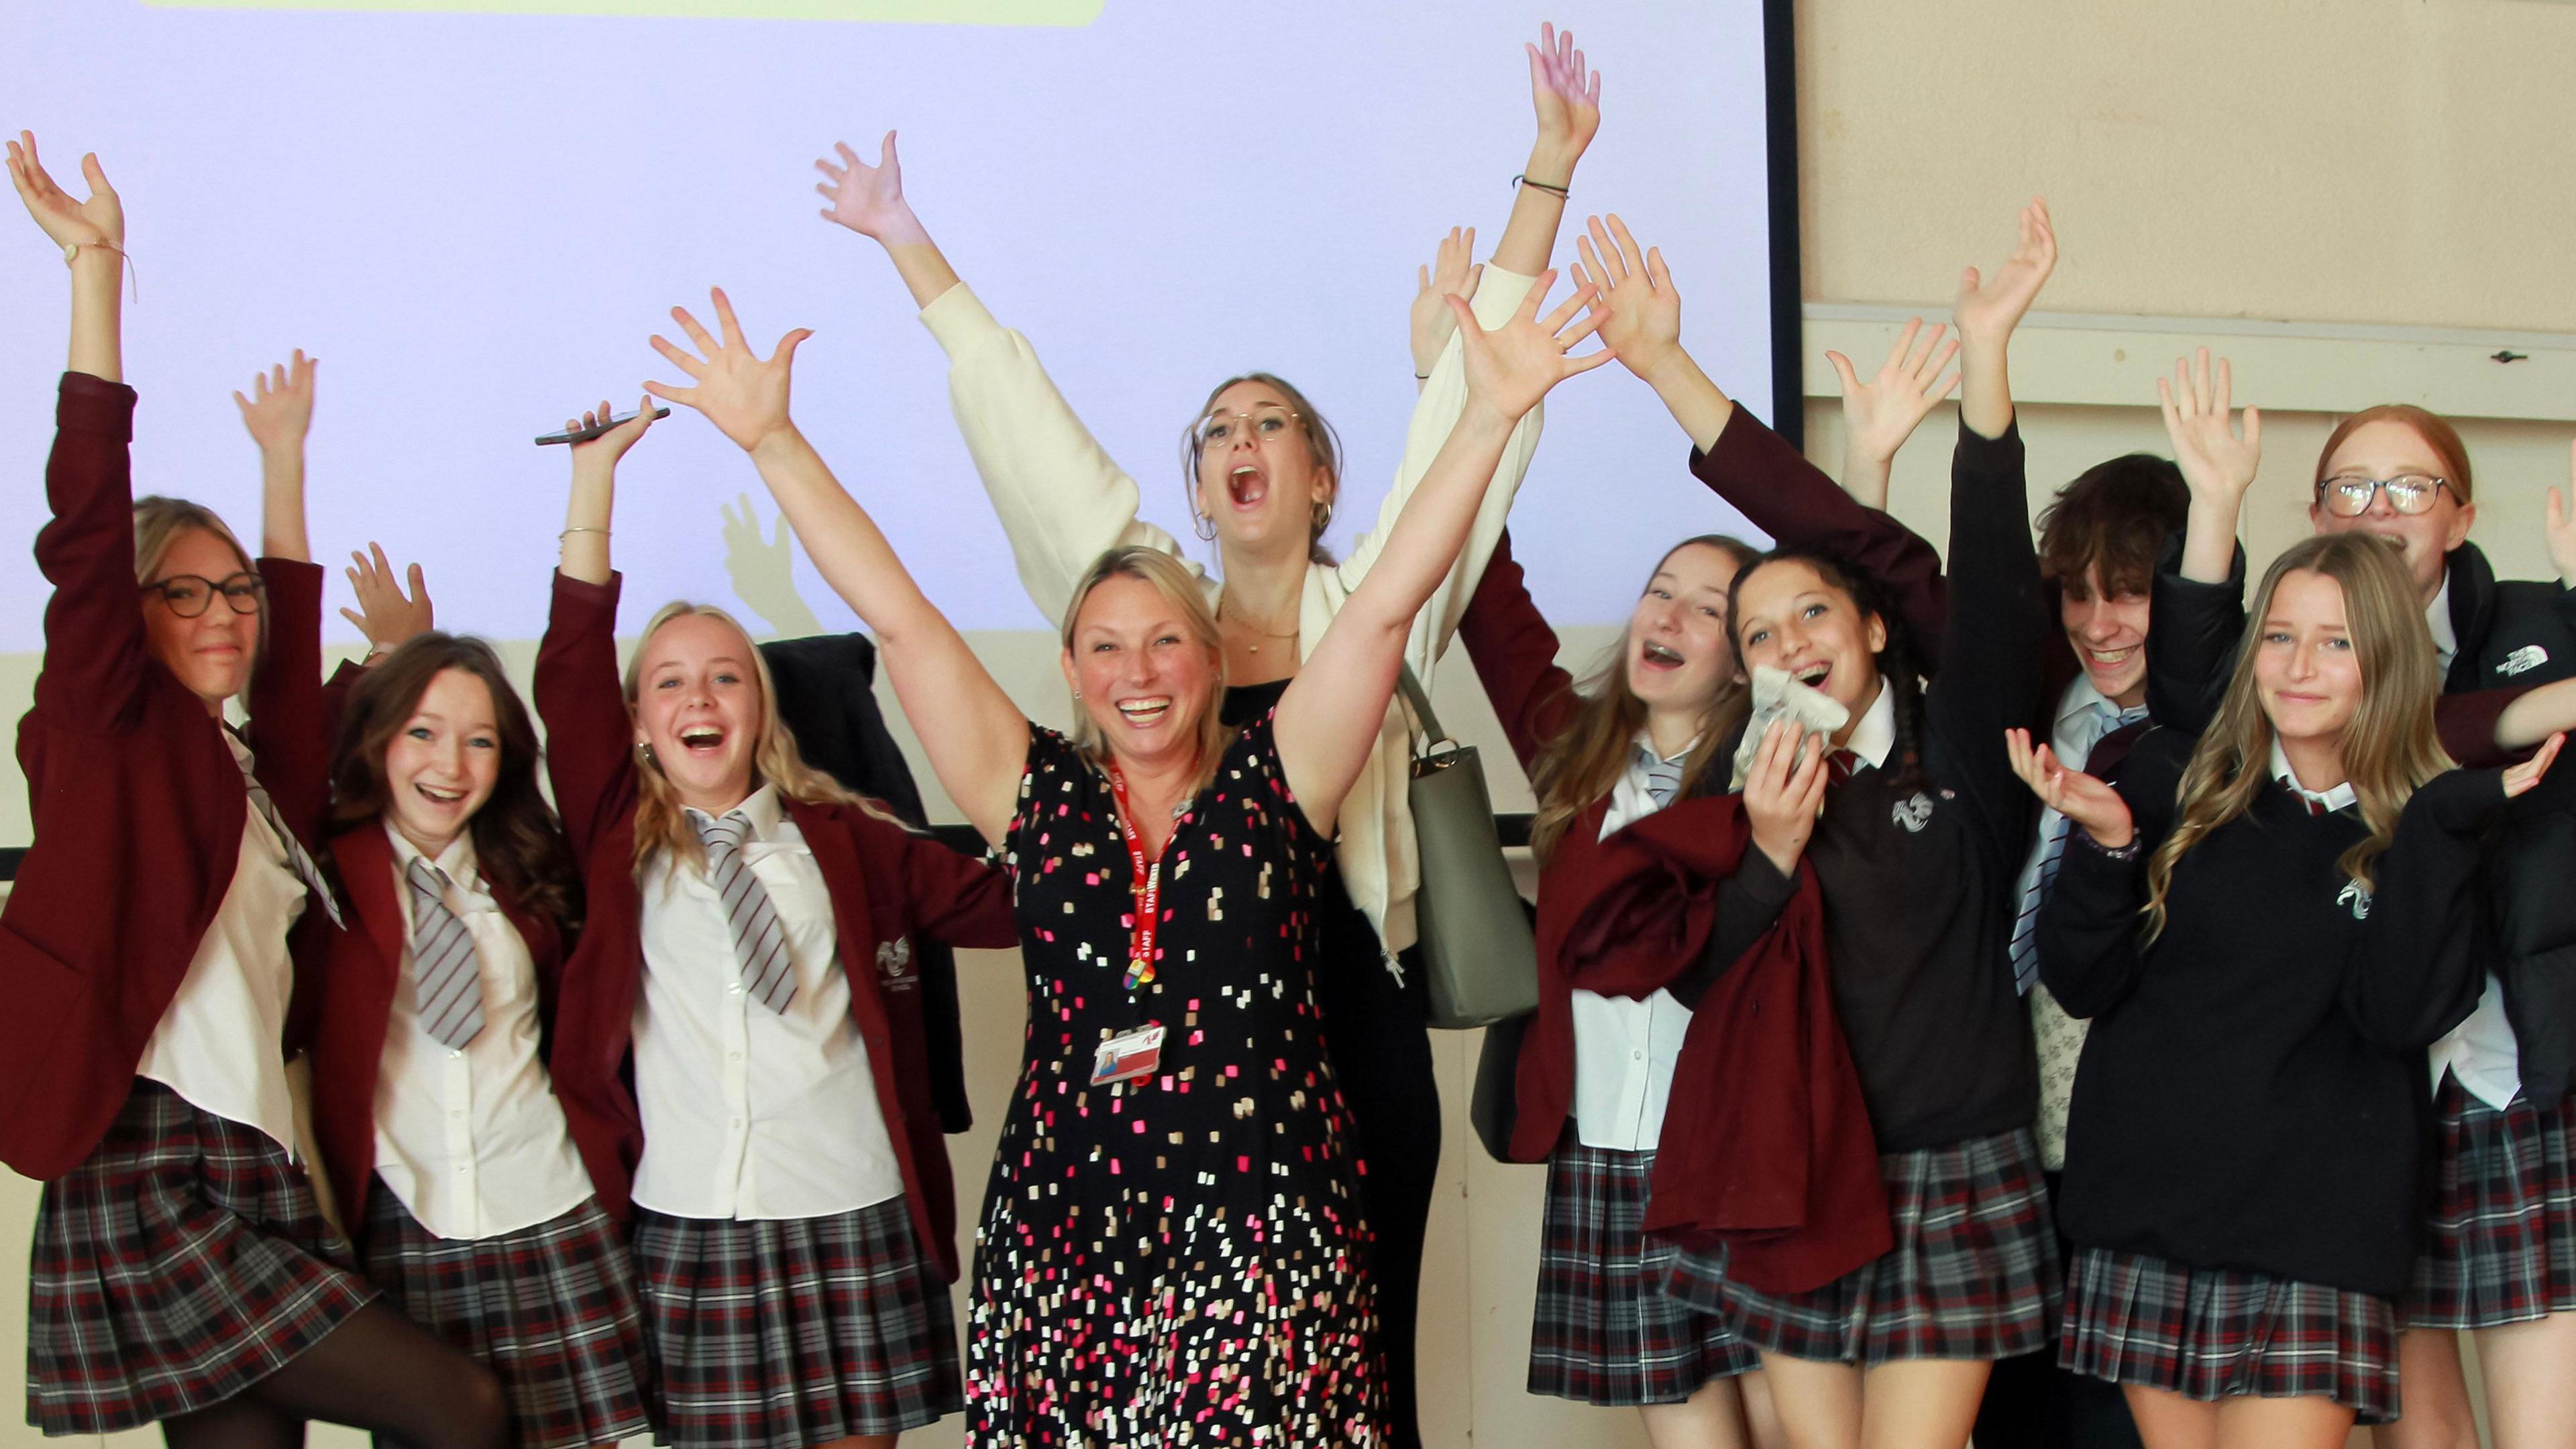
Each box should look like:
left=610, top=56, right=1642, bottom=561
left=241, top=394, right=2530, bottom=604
left=2017, top=532, right=2563, bottom=1448
left=533, top=401, right=1019, bottom=1449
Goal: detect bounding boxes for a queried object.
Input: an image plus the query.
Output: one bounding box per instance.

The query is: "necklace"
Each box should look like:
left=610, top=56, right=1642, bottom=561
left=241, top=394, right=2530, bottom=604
left=1218, top=597, right=1299, bottom=655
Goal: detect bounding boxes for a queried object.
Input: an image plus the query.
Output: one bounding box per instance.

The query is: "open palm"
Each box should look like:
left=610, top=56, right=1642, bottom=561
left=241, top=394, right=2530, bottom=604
left=2158, top=347, right=2261, bottom=505
left=814, top=131, right=927, bottom=246
left=1526, top=22, right=1603, bottom=158
left=1452, top=269, right=1611, bottom=423
left=1574, top=213, right=1678, bottom=380
left=646, top=290, right=812, bottom=454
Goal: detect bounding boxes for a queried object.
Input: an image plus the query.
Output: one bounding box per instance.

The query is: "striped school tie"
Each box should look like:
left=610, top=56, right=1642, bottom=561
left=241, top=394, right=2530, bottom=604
left=692, top=810, right=796, bottom=1014
left=238, top=765, right=344, bottom=928
left=2006, top=704, right=2147, bottom=994
left=1638, top=746, right=1687, bottom=809
left=405, top=857, right=485, bottom=1049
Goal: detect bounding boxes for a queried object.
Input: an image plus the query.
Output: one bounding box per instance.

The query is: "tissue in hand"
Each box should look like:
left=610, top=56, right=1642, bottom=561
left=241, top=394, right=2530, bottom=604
left=1727, top=664, right=1852, bottom=790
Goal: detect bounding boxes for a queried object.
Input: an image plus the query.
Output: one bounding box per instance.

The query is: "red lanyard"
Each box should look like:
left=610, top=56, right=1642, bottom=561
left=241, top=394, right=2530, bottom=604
left=1106, top=763, right=1175, bottom=991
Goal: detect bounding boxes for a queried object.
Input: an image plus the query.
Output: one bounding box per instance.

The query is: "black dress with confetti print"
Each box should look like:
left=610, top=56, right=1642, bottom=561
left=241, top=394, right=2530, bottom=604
left=963, top=716, right=1383, bottom=1447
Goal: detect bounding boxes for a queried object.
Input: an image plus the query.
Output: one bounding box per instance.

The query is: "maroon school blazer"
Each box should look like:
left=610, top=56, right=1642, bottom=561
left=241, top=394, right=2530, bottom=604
left=1460, top=526, right=1890, bottom=1293
left=301, top=822, right=570, bottom=1231
left=0, top=374, right=335, bottom=1181
left=533, top=570, right=1016, bottom=1283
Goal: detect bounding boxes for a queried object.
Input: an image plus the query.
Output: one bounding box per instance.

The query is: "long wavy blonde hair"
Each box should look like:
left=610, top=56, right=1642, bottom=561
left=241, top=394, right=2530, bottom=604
left=621, top=600, right=896, bottom=875
left=1061, top=547, right=1236, bottom=794
left=2143, top=534, right=2451, bottom=938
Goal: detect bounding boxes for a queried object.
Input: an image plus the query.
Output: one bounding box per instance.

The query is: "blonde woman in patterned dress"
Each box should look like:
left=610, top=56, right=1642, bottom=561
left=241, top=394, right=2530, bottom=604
left=633, top=274, right=1607, bottom=1444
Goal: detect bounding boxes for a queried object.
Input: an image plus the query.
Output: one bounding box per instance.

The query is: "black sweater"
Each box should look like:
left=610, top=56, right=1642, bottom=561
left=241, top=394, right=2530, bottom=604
left=2039, top=728, right=2505, bottom=1297
left=1767, top=421, right=2051, bottom=1152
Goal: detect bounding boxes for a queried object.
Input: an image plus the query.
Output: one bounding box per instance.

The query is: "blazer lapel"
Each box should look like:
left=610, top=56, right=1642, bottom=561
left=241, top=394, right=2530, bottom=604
left=333, top=825, right=410, bottom=1000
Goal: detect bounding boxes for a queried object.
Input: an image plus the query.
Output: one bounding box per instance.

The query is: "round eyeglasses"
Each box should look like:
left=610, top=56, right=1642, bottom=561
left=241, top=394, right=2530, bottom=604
left=2315, top=473, right=2455, bottom=518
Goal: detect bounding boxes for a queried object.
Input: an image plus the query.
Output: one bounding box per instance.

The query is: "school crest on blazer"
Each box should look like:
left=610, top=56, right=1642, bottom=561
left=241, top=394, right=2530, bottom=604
left=875, top=936, right=915, bottom=987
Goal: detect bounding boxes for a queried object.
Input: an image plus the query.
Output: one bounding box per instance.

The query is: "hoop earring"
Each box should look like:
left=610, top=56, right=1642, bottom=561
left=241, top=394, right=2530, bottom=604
left=1310, top=498, right=1334, bottom=537
left=1192, top=511, right=1218, bottom=541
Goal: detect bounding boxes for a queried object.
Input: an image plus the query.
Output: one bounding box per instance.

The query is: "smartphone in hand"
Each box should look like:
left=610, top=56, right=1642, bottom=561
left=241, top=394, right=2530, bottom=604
left=535, top=406, right=669, bottom=446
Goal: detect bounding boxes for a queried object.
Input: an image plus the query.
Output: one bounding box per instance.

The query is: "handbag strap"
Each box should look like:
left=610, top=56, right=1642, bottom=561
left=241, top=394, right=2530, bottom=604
left=1395, top=663, right=1449, bottom=757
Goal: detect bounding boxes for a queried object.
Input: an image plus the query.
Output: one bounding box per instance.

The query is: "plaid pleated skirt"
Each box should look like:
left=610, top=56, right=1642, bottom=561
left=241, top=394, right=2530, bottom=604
left=2408, top=1075, right=2576, bottom=1330
left=2061, top=1246, right=2399, bottom=1424
left=24, top=1079, right=377, bottom=1435
left=359, top=1184, right=653, bottom=1449
left=633, top=1197, right=961, bottom=1449
left=1528, top=1145, right=1758, bottom=1406
left=1673, top=1128, right=2059, bottom=1365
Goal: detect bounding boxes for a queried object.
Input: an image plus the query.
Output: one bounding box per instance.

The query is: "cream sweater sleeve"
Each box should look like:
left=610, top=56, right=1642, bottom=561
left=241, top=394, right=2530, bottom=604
left=1328, top=265, right=1548, bottom=678
left=919, top=282, right=1204, bottom=629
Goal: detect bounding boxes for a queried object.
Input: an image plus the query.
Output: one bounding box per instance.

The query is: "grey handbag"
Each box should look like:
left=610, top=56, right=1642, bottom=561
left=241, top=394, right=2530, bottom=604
left=1396, top=664, right=1540, bottom=1028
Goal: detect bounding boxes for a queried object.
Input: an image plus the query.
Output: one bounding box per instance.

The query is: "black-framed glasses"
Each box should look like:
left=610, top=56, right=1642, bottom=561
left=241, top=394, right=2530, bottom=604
left=2315, top=472, right=2455, bottom=518
left=142, top=572, right=266, bottom=618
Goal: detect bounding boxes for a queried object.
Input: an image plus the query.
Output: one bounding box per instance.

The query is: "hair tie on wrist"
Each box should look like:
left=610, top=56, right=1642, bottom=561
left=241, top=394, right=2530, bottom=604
left=1413, top=372, right=1430, bottom=380
left=62, top=239, right=140, bottom=301
left=559, top=525, right=609, bottom=540
left=1513, top=173, right=1570, bottom=199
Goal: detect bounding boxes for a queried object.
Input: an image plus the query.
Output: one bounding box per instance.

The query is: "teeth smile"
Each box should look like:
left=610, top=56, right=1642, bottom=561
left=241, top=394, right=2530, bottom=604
left=1641, top=643, right=1684, bottom=666
left=1795, top=664, right=1830, bottom=685
left=1116, top=698, right=1172, bottom=722
left=678, top=727, right=722, bottom=748
left=417, top=784, right=462, bottom=804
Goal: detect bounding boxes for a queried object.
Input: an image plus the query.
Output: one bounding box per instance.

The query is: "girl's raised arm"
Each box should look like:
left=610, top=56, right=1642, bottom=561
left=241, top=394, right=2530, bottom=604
left=645, top=288, right=1031, bottom=846
left=1276, top=274, right=1608, bottom=835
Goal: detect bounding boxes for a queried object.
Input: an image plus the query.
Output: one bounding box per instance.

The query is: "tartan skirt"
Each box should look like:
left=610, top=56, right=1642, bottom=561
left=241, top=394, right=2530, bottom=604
left=359, top=1184, right=653, bottom=1449
left=633, top=1197, right=961, bottom=1449
left=2061, top=1246, right=2399, bottom=1424
left=1674, top=1128, right=2060, bottom=1365
left=24, top=1079, right=377, bottom=1435
left=1528, top=1145, right=1758, bottom=1406
left=2408, top=1075, right=2576, bottom=1330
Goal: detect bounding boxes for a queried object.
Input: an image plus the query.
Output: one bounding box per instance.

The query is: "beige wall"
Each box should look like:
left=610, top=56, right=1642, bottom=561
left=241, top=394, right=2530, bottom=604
left=9, top=2, right=2576, bottom=1445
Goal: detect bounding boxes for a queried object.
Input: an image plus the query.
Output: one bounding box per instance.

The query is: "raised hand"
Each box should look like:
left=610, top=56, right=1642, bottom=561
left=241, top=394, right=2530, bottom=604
left=814, top=129, right=932, bottom=248
left=1743, top=716, right=1830, bottom=875
left=2548, top=446, right=2576, bottom=588
left=1953, top=197, right=2057, bottom=345
left=1572, top=213, right=1678, bottom=382
left=339, top=542, right=434, bottom=651
left=2159, top=347, right=2262, bottom=506
left=2006, top=729, right=2134, bottom=848
left=1827, top=318, right=1959, bottom=506
left=2504, top=732, right=2565, bottom=800
left=1526, top=22, right=1603, bottom=165
left=1409, top=225, right=1481, bottom=380
left=1448, top=268, right=1610, bottom=425
left=566, top=394, right=657, bottom=471
left=646, top=289, right=813, bottom=455
left=234, top=351, right=317, bottom=456
left=4, top=131, right=121, bottom=252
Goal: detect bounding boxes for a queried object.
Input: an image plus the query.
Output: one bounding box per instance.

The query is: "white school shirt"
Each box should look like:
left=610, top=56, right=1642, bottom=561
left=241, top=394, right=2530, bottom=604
left=1569, top=736, right=1700, bottom=1151
left=135, top=732, right=310, bottom=1153
left=2427, top=577, right=2459, bottom=680
left=629, top=784, right=904, bottom=1220
left=2418, top=575, right=2522, bottom=1108
left=2269, top=739, right=2360, bottom=813
left=372, top=826, right=592, bottom=1239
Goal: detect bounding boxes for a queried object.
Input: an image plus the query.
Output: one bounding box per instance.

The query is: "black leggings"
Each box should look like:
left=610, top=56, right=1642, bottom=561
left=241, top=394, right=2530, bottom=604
left=160, top=1301, right=508, bottom=1449
left=1313, top=897, right=1441, bottom=1449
